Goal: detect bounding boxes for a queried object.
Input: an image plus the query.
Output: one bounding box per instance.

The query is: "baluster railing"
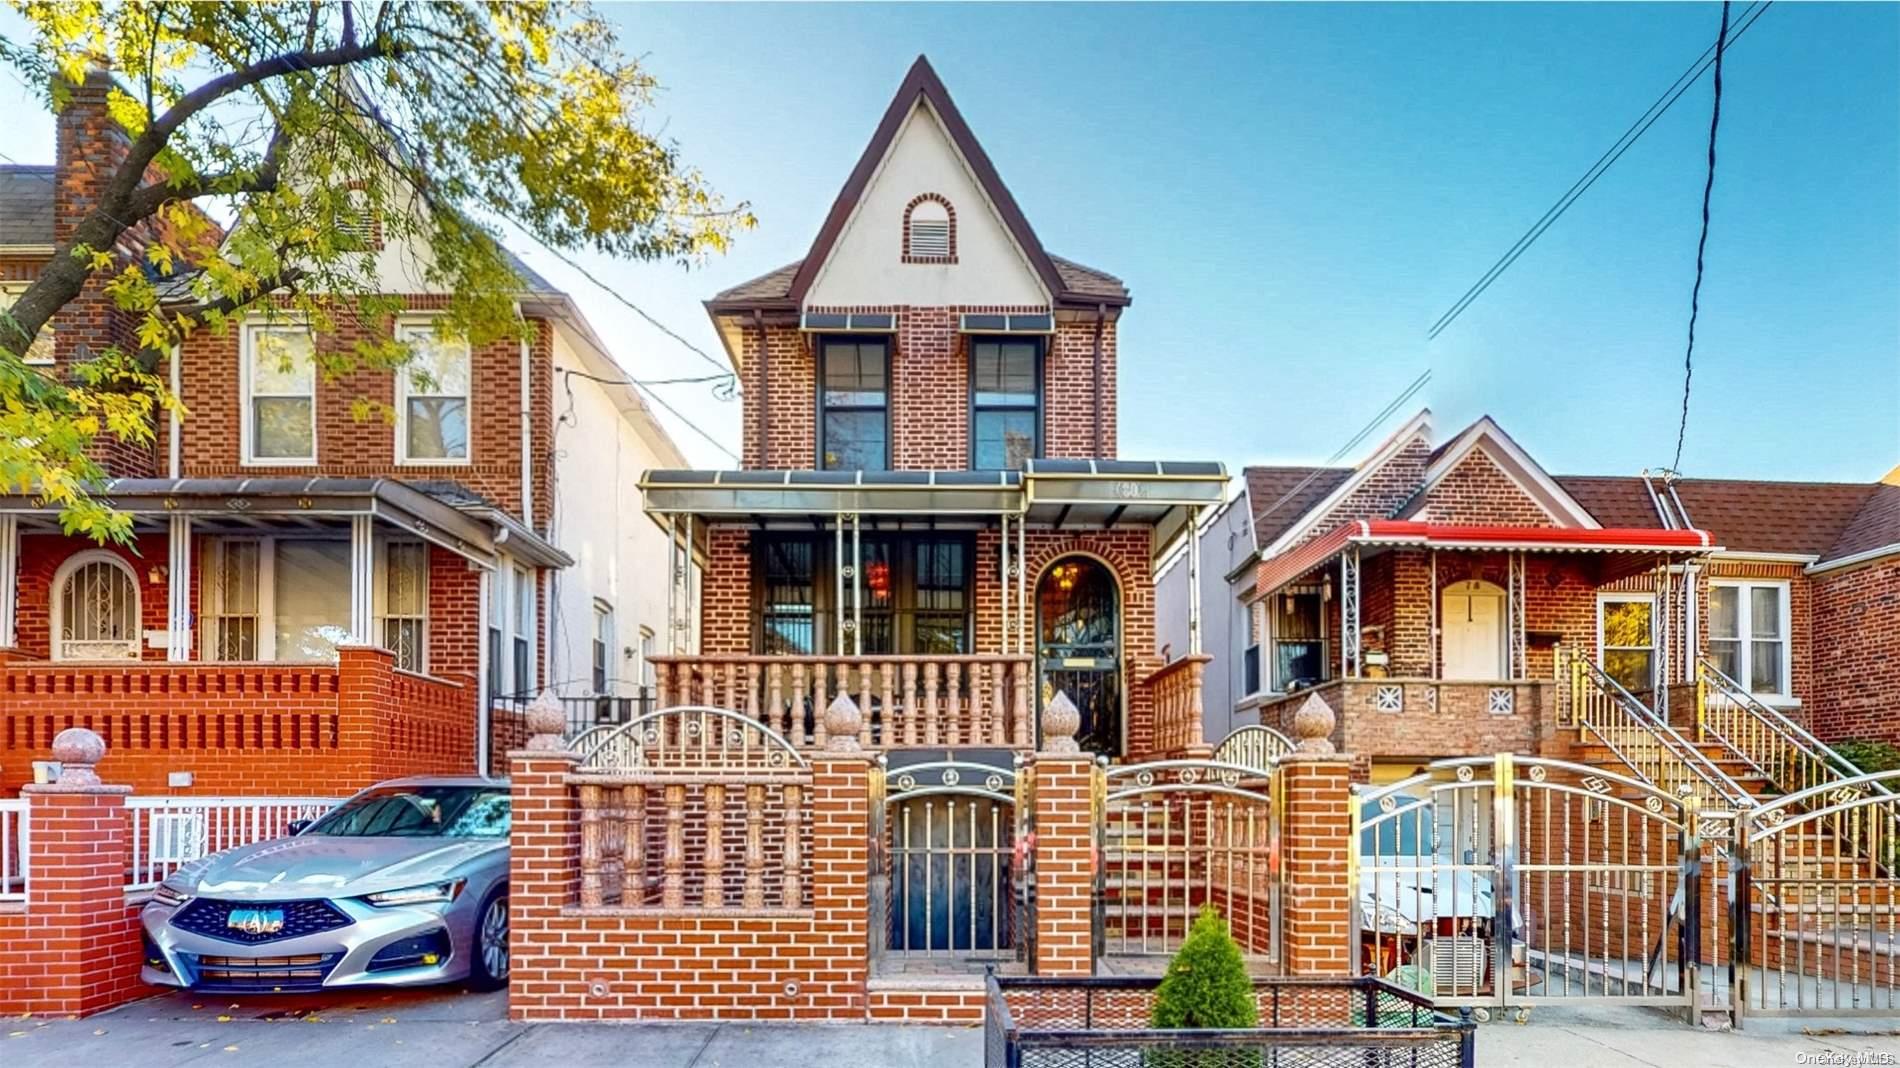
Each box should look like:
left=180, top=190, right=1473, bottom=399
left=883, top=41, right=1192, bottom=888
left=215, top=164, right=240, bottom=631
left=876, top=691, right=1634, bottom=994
left=1563, top=647, right=1752, bottom=810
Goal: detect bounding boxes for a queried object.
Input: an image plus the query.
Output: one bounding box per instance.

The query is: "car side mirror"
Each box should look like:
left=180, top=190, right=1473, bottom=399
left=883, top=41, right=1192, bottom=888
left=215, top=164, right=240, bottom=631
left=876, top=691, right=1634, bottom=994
left=286, top=819, right=312, bottom=836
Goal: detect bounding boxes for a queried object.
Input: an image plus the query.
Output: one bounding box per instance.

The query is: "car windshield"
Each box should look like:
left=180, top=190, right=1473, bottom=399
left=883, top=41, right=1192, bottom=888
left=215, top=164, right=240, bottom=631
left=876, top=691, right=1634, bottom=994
left=306, top=785, right=510, bottom=839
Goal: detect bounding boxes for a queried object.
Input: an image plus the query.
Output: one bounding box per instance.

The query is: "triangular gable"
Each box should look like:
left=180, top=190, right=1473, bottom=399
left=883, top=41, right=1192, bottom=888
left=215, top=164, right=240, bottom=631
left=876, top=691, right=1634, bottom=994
left=1405, top=417, right=1600, bottom=529
left=1257, top=409, right=1436, bottom=559
left=787, top=56, right=1122, bottom=309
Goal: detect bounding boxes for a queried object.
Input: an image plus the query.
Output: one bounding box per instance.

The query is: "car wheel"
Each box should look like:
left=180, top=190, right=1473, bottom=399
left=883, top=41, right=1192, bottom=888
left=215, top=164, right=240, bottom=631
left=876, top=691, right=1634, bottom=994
left=470, top=888, right=509, bottom=990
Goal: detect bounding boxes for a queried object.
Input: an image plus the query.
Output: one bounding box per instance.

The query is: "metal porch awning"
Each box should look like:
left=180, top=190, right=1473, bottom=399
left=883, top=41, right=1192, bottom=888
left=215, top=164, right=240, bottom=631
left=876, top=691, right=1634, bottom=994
left=638, top=459, right=1229, bottom=559
left=0, top=477, right=572, bottom=569
left=1255, top=520, right=1720, bottom=597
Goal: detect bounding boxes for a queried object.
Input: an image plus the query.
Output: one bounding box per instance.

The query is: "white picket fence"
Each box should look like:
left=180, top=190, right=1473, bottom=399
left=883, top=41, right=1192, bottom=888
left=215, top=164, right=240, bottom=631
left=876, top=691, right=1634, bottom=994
left=125, top=796, right=340, bottom=892
left=0, top=799, right=25, bottom=903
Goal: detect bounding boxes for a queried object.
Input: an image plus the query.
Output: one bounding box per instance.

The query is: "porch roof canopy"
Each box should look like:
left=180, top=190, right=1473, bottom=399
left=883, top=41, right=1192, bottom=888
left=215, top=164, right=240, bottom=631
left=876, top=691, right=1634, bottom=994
left=0, top=477, right=571, bottom=570
left=639, top=459, right=1228, bottom=559
left=1256, top=520, right=1721, bottom=597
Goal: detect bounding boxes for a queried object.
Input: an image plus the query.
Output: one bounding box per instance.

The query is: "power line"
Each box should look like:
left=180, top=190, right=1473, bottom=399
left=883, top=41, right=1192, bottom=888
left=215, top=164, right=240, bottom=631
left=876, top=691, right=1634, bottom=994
left=625, top=375, right=741, bottom=464
left=1251, top=368, right=1432, bottom=530
left=1427, top=1, right=1771, bottom=341
left=1674, top=1, right=1733, bottom=473
left=558, top=364, right=742, bottom=464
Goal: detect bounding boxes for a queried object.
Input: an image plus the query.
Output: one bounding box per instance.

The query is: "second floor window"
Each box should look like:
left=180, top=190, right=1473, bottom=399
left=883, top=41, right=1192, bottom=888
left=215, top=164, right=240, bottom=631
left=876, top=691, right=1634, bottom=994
left=820, top=338, right=888, bottom=470
left=244, top=324, right=317, bottom=463
left=970, top=338, right=1040, bottom=469
left=592, top=600, right=614, bottom=694
left=396, top=322, right=471, bottom=462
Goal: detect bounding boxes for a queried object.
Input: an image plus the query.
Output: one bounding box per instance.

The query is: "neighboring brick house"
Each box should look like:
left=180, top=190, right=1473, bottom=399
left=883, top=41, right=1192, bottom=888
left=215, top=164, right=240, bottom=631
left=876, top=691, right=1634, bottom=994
left=1163, top=409, right=1900, bottom=780
left=641, top=55, right=1226, bottom=765
left=0, top=73, right=688, bottom=794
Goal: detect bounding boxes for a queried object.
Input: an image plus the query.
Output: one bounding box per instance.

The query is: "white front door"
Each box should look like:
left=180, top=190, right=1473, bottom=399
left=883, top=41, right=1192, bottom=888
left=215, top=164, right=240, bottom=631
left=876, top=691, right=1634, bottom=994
left=1442, top=580, right=1504, bottom=680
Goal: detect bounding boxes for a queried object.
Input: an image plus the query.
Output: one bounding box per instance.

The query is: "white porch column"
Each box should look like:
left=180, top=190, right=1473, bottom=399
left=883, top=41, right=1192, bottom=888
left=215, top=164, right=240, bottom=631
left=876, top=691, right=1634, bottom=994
left=167, top=514, right=192, bottom=661
left=849, top=512, right=862, bottom=656
left=1015, top=511, right=1027, bottom=653
left=1652, top=562, right=1671, bottom=714
left=1186, top=506, right=1203, bottom=656
left=0, top=514, right=17, bottom=649
left=350, top=515, right=375, bottom=644
left=1682, top=562, right=1700, bottom=682
left=1340, top=546, right=1361, bottom=679
left=1507, top=551, right=1526, bottom=680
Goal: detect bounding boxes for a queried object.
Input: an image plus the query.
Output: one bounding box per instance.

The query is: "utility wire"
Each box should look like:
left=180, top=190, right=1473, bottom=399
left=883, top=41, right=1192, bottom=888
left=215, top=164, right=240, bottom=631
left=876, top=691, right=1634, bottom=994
left=1674, top=1, right=1732, bottom=473
left=1251, top=368, right=1432, bottom=530
left=1427, top=1, right=1770, bottom=341
left=559, top=364, right=742, bottom=463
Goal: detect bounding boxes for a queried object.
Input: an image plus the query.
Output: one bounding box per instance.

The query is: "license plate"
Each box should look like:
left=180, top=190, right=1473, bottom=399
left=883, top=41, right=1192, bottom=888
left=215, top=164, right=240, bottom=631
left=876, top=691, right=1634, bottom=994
left=226, top=908, right=286, bottom=936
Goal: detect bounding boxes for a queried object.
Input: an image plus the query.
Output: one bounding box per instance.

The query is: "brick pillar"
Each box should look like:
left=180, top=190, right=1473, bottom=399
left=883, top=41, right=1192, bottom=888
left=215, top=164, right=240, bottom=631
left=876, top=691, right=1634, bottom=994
left=809, top=751, right=873, bottom=1017
left=337, top=643, right=396, bottom=786
left=1031, top=753, right=1097, bottom=976
left=508, top=738, right=580, bottom=1022
left=1280, top=753, right=1354, bottom=977
left=1, top=728, right=139, bottom=1017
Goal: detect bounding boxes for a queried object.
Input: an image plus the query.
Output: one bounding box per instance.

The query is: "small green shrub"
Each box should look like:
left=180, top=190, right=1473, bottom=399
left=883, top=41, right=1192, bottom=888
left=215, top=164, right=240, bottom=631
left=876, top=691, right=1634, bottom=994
left=1148, top=907, right=1259, bottom=1067
left=1833, top=739, right=1900, bottom=776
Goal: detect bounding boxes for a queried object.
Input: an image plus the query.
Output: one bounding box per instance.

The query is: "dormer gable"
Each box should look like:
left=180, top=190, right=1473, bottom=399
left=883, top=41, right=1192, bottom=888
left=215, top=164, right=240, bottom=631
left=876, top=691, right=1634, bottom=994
left=1401, top=416, right=1600, bottom=528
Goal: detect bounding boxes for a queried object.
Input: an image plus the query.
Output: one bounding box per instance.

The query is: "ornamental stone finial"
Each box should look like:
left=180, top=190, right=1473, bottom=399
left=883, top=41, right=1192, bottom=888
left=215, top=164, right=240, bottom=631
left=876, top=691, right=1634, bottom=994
left=1291, top=693, right=1338, bottom=755
left=823, top=693, right=864, bottom=752
left=50, top=726, right=106, bottom=786
left=1040, top=691, right=1081, bottom=755
left=525, top=691, right=568, bottom=751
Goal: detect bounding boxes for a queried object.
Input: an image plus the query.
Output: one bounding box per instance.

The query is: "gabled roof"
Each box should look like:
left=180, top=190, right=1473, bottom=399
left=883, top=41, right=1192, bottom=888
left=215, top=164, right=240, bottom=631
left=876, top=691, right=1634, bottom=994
left=1243, top=466, right=1353, bottom=549
left=708, top=56, right=1127, bottom=312
left=1254, top=409, right=1436, bottom=559
left=0, top=164, right=56, bottom=247
left=1401, top=416, right=1600, bottom=528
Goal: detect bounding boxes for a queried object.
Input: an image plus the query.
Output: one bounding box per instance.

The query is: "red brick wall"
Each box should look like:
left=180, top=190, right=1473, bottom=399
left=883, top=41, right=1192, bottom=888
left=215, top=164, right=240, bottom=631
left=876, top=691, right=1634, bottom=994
left=1410, top=448, right=1559, bottom=526
left=1292, top=436, right=1431, bottom=549
left=14, top=532, right=179, bottom=661
left=508, top=752, right=873, bottom=1021
left=174, top=306, right=553, bottom=532
left=1279, top=757, right=1353, bottom=977
left=1031, top=754, right=1096, bottom=975
left=736, top=309, right=1118, bottom=471
left=1810, top=558, right=1900, bottom=744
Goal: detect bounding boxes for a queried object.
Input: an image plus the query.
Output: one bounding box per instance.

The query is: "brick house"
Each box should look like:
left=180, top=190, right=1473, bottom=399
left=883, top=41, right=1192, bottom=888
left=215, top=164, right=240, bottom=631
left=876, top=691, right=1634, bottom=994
left=0, top=72, right=689, bottom=795
left=639, top=55, right=1226, bottom=765
left=1163, top=409, right=1900, bottom=785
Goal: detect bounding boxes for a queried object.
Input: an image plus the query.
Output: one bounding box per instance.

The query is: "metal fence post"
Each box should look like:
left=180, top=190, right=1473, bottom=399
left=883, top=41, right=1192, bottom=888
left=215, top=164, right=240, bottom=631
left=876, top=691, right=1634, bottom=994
left=1681, top=790, right=1703, bottom=1027
left=1730, top=807, right=1752, bottom=1029
left=1492, top=752, right=1516, bottom=1013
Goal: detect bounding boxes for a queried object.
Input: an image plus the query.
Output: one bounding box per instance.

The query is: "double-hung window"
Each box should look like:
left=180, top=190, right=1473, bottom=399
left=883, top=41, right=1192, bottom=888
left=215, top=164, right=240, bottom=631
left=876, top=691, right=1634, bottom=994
left=751, top=534, right=971, bottom=655
left=243, top=324, right=317, bottom=463
left=819, top=338, right=889, bottom=470
left=486, top=567, right=506, bottom=697
left=970, top=338, right=1040, bottom=470
left=1709, top=581, right=1790, bottom=699
left=591, top=601, right=614, bottom=694
left=1598, top=594, right=1655, bottom=693
left=395, top=321, right=471, bottom=463
left=202, top=536, right=422, bottom=666
left=1270, top=586, right=1326, bottom=691
left=512, top=566, right=536, bottom=694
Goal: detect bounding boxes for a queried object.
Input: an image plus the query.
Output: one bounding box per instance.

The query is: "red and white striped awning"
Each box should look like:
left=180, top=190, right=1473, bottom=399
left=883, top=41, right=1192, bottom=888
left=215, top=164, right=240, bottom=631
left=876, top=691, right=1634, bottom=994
left=1254, top=520, right=1718, bottom=597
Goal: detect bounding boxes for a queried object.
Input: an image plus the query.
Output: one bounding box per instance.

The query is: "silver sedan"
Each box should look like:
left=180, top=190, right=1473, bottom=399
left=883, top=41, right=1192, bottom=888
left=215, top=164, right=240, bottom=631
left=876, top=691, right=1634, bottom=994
left=140, top=777, right=510, bottom=994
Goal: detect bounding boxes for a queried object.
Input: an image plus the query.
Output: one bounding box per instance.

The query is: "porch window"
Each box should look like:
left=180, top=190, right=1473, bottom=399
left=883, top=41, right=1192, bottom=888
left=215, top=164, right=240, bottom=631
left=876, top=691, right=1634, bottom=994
left=487, top=567, right=506, bottom=696
left=275, top=540, right=351, bottom=662
left=376, top=540, right=428, bottom=673
left=1709, top=581, right=1790, bottom=699
left=819, top=338, right=889, bottom=470
left=52, top=552, right=141, bottom=661
left=1241, top=598, right=1262, bottom=697
left=592, top=600, right=614, bottom=694
left=1597, top=594, right=1654, bottom=693
left=204, top=540, right=261, bottom=659
left=243, top=324, right=317, bottom=463
left=751, top=534, right=971, bottom=655
left=1270, top=585, right=1326, bottom=691
left=395, top=321, right=471, bottom=463
left=969, top=338, right=1039, bottom=470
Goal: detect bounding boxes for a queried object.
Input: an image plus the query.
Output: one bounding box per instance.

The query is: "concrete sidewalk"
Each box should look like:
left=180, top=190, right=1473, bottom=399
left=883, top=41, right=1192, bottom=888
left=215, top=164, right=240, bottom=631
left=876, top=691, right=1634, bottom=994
left=10, top=987, right=1900, bottom=1067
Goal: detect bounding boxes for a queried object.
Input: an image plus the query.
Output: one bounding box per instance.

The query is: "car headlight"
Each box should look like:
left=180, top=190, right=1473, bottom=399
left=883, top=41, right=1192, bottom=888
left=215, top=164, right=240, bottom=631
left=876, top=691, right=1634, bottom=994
left=152, top=883, right=191, bottom=908
left=362, top=880, right=465, bottom=908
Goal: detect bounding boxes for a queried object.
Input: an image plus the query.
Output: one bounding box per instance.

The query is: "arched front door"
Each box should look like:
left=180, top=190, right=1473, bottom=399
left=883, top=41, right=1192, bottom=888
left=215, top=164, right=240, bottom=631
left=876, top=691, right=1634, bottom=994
left=1036, top=556, right=1122, bottom=758
left=1441, top=579, right=1505, bottom=680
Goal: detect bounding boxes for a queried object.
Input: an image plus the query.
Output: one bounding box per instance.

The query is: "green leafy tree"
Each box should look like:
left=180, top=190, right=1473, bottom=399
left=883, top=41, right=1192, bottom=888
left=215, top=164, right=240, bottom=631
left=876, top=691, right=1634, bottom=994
left=1148, top=906, right=1259, bottom=1067
left=0, top=1, right=750, bottom=542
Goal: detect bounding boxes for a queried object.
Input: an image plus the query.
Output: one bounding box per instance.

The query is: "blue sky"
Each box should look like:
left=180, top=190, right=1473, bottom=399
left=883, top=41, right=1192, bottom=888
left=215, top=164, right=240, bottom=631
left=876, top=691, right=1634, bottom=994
left=2, top=3, right=1895, bottom=480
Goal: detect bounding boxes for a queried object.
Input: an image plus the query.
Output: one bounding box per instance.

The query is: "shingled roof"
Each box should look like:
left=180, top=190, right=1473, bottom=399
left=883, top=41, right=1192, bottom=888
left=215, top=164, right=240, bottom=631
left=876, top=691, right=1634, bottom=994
left=1242, top=465, right=1353, bottom=548
left=0, top=165, right=55, bottom=247
left=1555, top=475, right=1893, bottom=563
left=709, top=252, right=1126, bottom=308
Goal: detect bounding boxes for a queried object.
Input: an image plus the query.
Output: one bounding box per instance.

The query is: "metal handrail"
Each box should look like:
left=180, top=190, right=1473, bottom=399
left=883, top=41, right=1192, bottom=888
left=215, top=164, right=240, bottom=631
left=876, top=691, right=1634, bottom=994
left=1697, top=657, right=1892, bottom=797
left=1569, top=652, right=1753, bottom=810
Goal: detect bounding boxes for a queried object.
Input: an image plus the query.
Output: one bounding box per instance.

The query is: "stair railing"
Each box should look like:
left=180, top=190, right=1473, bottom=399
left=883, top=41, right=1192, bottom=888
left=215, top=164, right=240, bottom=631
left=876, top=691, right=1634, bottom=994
left=1697, top=657, right=1891, bottom=797
left=1564, top=648, right=1754, bottom=812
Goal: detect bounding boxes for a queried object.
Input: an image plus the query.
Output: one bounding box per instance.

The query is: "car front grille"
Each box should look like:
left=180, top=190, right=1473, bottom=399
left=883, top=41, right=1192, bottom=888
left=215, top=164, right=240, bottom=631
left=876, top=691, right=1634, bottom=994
left=190, top=952, right=343, bottom=993
left=170, top=898, right=353, bottom=945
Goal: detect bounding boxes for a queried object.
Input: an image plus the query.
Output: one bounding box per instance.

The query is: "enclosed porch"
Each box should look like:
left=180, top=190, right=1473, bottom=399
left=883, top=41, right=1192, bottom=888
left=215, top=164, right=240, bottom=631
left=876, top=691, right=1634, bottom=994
left=1247, top=521, right=1717, bottom=764
left=636, top=461, right=1227, bottom=760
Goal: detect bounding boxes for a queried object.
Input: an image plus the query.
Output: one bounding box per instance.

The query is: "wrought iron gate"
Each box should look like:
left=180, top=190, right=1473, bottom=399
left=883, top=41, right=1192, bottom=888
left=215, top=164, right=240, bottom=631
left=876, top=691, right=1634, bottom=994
left=875, top=755, right=1023, bottom=967
left=1354, top=755, right=1701, bottom=1019
left=1095, top=758, right=1278, bottom=966
left=1732, top=770, right=1900, bottom=1022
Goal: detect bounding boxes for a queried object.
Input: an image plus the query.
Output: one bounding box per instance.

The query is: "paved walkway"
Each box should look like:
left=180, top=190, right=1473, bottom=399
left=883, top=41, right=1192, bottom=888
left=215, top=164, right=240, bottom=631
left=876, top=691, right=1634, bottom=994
left=10, top=987, right=1900, bottom=1067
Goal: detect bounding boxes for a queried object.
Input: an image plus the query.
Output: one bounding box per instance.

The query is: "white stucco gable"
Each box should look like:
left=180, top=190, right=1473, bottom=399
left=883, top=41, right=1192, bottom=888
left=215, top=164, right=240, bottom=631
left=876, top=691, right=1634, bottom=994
left=804, top=98, right=1050, bottom=309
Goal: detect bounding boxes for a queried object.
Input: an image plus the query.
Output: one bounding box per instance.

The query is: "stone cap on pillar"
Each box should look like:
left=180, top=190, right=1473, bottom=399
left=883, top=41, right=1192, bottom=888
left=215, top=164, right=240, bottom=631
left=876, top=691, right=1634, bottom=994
left=822, top=693, right=864, bottom=753
left=524, top=691, right=570, bottom=752
left=1039, top=691, right=1080, bottom=755
left=22, top=726, right=131, bottom=795
left=1280, top=692, right=1346, bottom=763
